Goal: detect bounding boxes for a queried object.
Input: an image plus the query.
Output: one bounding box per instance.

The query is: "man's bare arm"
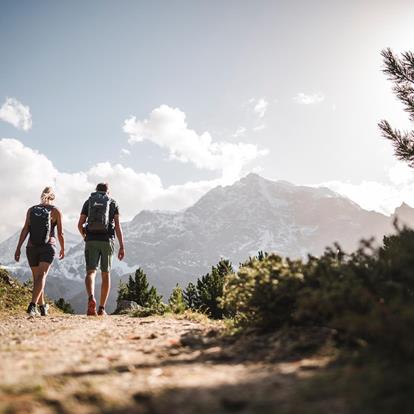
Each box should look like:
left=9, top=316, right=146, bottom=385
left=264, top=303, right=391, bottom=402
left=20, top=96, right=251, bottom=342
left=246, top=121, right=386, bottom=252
left=114, top=214, right=125, bottom=260
left=15, top=209, right=30, bottom=262
left=78, top=215, right=87, bottom=240
left=55, top=208, right=65, bottom=260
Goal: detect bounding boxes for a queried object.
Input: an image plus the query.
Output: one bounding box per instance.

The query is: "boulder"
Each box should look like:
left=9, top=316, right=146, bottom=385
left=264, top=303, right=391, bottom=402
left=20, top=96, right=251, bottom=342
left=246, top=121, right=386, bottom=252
left=113, top=300, right=139, bottom=314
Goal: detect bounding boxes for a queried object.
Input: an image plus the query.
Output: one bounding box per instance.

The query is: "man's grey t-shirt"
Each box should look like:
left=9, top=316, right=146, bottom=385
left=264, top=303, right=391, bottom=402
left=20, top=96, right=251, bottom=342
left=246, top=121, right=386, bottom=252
left=81, top=197, right=120, bottom=242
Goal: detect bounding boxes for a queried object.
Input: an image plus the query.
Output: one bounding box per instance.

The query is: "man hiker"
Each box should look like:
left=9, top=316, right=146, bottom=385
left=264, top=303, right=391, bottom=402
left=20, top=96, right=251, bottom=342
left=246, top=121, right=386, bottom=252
left=14, top=187, right=65, bottom=317
left=78, top=182, right=125, bottom=316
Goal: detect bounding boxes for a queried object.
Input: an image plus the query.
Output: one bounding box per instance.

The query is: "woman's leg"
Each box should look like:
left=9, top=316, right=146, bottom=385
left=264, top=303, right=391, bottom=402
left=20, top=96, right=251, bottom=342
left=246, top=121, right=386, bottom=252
left=30, top=266, right=39, bottom=304
left=38, top=291, right=45, bottom=306
left=32, top=262, right=52, bottom=304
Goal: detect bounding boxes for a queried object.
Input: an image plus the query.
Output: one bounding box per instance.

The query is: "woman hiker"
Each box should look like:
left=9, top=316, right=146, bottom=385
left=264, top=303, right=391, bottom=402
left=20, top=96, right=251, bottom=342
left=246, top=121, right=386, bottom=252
left=14, top=187, right=65, bottom=316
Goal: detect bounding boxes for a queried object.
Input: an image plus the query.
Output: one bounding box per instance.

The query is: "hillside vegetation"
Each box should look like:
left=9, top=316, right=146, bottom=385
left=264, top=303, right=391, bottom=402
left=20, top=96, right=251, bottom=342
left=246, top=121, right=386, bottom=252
left=2, top=226, right=414, bottom=413
left=0, top=268, right=62, bottom=316
left=178, top=227, right=414, bottom=414
left=0, top=268, right=34, bottom=315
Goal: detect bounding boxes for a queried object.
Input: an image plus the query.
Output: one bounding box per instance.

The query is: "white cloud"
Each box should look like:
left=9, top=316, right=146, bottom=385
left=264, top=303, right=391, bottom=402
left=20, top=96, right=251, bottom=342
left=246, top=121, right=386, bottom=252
left=388, top=162, right=414, bottom=186
left=120, top=148, right=131, bottom=156
left=0, top=98, right=32, bottom=131
left=232, top=127, right=247, bottom=138
left=252, top=124, right=266, bottom=132
left=0, top=138, right=241, bottom=241
left=123, top=105, right=267, bottom=183
left=294, top=92, right=325, bottom=105
left=253, top=98, right=268, bottom=118
left=318, top=161, right=414, bottom=215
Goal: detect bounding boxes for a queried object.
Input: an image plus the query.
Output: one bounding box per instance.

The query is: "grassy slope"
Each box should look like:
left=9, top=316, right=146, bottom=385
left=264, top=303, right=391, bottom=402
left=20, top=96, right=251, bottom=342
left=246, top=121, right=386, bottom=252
left=0, top=267, right=62, bottom=316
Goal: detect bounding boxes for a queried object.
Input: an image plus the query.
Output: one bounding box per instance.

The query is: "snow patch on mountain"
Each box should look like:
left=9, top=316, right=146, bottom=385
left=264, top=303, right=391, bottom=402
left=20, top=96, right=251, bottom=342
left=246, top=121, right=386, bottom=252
left=1, top=173, right=409, bottom=313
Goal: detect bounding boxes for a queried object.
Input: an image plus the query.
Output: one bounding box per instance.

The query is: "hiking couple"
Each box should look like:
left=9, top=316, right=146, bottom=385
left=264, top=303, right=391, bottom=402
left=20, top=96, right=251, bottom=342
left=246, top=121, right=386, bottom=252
left=14, top=183, right=125, bottom=317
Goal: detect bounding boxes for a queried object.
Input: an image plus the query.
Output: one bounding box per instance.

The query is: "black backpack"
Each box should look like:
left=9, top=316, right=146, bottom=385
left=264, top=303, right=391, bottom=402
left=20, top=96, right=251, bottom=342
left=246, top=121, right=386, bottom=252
left=87, top=192, right=110, bottom=234
left=29, top=205, right=52, bottom=246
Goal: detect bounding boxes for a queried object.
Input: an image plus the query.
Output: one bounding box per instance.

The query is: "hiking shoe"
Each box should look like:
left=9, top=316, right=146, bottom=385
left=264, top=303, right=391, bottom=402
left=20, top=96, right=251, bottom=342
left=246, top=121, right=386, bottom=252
left=97, top=306, right=107, bottom=316
left=39, top=304, right=49, bottom=316
left=27, top=303, right=37, bottom=317
left=87, top=297, right=97, bottom=316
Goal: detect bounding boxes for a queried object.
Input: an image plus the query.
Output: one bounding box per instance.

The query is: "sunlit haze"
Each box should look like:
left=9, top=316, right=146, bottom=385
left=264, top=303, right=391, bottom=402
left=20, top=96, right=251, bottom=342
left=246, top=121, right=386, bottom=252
left=1, top=0, right=414, bottom=240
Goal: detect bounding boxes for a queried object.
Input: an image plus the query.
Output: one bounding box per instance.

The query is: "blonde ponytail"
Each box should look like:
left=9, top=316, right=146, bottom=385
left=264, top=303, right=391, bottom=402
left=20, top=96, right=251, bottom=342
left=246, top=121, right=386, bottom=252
left=40, top=187, right=55, bottom=204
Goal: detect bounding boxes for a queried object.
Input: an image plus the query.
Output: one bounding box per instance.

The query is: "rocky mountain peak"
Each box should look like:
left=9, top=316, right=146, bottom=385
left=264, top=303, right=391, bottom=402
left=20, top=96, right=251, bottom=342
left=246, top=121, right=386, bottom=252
left=0, top=173, right=403, bottom=313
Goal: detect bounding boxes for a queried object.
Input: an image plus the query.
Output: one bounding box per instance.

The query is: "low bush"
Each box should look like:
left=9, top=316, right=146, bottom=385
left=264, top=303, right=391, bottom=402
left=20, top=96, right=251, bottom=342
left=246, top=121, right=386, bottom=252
left=223, top=228, right=414, bottom=359
left=183, top=259, right=233, bottom=319
left=222, top=229, right=414, bottom=413
left=130, top=302, right=168, bottom=317
left=0, top=268, right=33, bottom=313
left=168, top=284, right=186, bottom=314
left=54, top=298, right=74, bottom=314
left=117, top=267, right=165, bottom=316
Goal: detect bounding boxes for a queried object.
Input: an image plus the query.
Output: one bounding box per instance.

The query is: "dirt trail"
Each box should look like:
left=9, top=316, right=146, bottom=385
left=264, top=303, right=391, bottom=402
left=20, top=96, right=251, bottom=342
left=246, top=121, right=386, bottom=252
left=0, top=315, right=340, bottom=414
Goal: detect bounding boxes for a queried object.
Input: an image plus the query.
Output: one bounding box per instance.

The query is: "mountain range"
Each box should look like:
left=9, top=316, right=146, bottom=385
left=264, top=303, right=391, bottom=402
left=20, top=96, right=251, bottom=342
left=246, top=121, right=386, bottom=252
left=1, top=173, right=412, bottom=313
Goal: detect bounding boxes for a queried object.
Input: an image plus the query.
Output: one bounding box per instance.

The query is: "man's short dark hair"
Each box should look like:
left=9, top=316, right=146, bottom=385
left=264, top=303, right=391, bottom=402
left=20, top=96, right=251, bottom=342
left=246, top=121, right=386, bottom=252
left=96, top=182, right=109, bottom=192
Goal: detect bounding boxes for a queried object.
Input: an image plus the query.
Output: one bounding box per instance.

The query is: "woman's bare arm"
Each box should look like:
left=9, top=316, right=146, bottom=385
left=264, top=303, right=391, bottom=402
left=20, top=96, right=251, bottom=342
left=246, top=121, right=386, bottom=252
left=55, top=208, right=65, bottom=260
left=15, top=209, right=30, bottom=262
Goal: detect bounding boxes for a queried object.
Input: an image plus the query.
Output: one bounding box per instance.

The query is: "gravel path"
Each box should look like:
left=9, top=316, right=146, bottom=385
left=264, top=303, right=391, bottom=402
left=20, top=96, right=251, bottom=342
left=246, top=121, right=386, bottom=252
left=0, top=315, right=341, bottom=414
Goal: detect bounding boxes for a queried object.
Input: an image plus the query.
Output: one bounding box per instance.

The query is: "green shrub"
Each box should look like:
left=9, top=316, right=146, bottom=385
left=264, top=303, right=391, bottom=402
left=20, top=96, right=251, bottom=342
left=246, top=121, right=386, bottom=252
left=223, top=254, right=305, bottom=329
left=184, top=259, right=233, bottom=319
left=223, top=228, right=414, bottom=360
left=0, top=269, right=34, bottom=313
left=54, top=298, right=75, bottom=314
left=295, top=230, right=414, bottom=358
left=168, top=284, right=186, bottom=314
left=117, top=268, right=165, bottom=316
left=130, top=302, right=168, bottom=317
left=117, top=267, right=163, bottom=308
left=222, top=230, right=414, bottom=412
left=183, top=282, right=199, bottom=309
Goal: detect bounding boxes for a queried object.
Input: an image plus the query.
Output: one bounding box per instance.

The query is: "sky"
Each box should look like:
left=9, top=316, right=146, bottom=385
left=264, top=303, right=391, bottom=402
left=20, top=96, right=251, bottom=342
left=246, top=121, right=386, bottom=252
left=1, top=0, right=414, bottom=241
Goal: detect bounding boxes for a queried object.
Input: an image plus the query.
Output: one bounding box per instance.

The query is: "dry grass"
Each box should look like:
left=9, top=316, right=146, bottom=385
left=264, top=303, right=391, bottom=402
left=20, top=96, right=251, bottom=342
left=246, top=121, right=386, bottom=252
left=0, top=267, right=62, bottom=316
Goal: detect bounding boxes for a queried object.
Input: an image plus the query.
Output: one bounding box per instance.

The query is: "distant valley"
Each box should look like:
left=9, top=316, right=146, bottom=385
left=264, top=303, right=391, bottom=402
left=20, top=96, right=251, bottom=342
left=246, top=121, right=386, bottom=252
left=1, top=173, right=412, bottom=313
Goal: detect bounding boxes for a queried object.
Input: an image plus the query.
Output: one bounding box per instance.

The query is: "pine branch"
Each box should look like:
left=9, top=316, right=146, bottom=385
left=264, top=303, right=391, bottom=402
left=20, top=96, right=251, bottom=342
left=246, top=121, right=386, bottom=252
left=394, top=83, right=414, bottom=121
left=380, top=49, right=414, bottom=165
left=381, top=48, right=414, bottom=84
left=379, top=119, right=414, bottom=165
left=401, top=50, right=414, bottom=81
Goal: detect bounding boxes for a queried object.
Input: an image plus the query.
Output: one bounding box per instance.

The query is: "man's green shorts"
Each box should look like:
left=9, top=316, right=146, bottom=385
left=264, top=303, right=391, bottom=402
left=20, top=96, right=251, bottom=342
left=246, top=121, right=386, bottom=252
left=85, top=240, right=114, bottom=272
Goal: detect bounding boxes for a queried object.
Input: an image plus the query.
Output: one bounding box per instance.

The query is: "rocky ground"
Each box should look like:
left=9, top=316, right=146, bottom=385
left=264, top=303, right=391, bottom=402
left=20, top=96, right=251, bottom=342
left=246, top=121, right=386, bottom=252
left=0, top=314, right=344, bottom=414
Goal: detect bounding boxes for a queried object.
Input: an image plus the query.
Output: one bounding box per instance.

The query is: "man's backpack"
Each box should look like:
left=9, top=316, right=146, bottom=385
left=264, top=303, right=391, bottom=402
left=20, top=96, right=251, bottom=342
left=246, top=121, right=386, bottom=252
left=29, top=205, right=52, bottom=246
left=87, top=192, right=110, bottom=234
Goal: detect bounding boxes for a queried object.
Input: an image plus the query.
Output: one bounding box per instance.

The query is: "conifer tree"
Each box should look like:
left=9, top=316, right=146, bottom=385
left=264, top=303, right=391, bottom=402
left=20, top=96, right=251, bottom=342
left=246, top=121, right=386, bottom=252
left=54, top=298, right=74, bottom=314
left=129, top=268, right=151, bottom=306
left=147, top=286, right=162, bottom=308
left=117, top=280, right=129, bottom=301
left=183, top=282, right=199, bottom=309
left=196, top=259, right=234, bottom=319
left=116, top=267, right=162, bottom=308
left=169, top=284, right=186, bottom=314
left=379, top=48, right=414, bottom=164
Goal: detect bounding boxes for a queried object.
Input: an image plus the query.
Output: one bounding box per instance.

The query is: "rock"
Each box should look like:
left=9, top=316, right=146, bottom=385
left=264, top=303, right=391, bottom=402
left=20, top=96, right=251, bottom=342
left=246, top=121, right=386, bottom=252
left=113, top=300, right=139, bottom=314
left=0, top=269, right=15, bottom=286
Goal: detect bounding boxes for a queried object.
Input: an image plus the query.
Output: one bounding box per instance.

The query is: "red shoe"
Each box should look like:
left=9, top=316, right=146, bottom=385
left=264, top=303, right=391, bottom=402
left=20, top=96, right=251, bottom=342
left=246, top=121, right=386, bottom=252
left=98, top=306, right=107, bottom=316
left=87, top=297, right=97, bottom=316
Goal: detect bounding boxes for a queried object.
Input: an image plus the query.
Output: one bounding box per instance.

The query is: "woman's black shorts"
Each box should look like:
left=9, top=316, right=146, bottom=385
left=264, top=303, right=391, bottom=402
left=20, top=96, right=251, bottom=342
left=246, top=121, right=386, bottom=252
left=26, top=244, right=56, bottom=267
